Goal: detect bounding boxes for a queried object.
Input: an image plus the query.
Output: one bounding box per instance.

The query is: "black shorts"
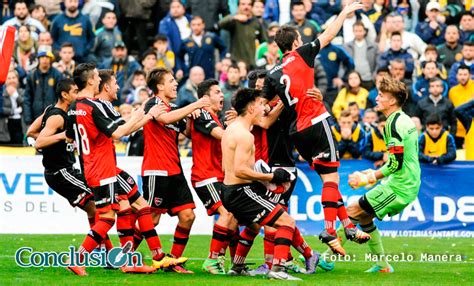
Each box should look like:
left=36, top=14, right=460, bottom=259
left=142, top=173, right=195, bottom=216
left=291, top=118, right=340, bottom=174
left=92, top=181, right=120, bottom=213
left=193, top=181, right=223, bottom=216
left=44, top=167, right=94, bottom=209
left=221, top=182, right=285, bottom=227
left=116, top=170, right=141, bottom=204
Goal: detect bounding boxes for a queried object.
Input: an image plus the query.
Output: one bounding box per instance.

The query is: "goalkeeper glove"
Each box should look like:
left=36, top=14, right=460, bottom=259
left=348, top=169, right=377, bottom=189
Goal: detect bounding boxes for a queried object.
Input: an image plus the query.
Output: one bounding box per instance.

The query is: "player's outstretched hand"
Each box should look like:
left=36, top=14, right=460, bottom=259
left=131, top=105, right=145, bottom=121
left=148, top=103, right=167, bottom=120
left=307, top=87, right=323, bottom=101
left=348, top=169, right=377, bottom=189
left=270, top=168, right=292, bottom=184
left=195, top=97, right=211, bottom=109
left=225, top=108, right=238, bottom=123
left=342, top=1, right=364, bottom=16
left=189, top=109, right=201, bottom=119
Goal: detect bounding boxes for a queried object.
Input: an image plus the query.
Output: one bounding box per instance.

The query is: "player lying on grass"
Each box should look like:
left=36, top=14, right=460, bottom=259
left=318, top=75, right=421, bottom=273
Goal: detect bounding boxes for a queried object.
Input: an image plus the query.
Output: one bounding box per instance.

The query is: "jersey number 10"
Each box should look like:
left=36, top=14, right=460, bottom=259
left=280, top=75, right=298, bottom=106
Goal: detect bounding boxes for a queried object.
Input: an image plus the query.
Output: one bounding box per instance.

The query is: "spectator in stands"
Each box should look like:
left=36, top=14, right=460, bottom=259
left=35, top=0, right=61, bottom=20
left=448, top=42, right=474, bottom=87
left=314, top=58, right=328, bottom=96
left=256, top=36, right=281, bottom=70
left=287, top=1, right=320, bottom=44
left=256, top=23, right=282, bottom=68
left=13, top=25, right=37, bottom=72
left=178, top=16, right=227, bottom=79
left=237, top=60, right=249, bottom=86
left=217, top=56, right=232, bottom=85
left=419, top=114, right=456, bottom=165
left=332, top=71, right=369, bottom=119
left=141, top=49, right=158, bottom=75
left=367, top=67, right=389, bottom=108
left=159, top=0, right=192, bottom=73
left=460, top=11, right=474, bottom=43
left=31, top=4, right=50, bottom=31
left=417, top=45, right=448, bottom=80
left=221, top=63, right=243, bottom=112
left=437, top=25, right=463, bottom=70
left=413, top=61, right=448, bottom=103
left=219, top=0, right=267, bottom=68
left=378, top=32, right=415, bottom=79
left=176, top=66, right=205, bottom=108
left=363, top=113, right=387, bottom=166
left=415, top=77, right=457, bottom=136
left=0, top=1, right=14, bottom=25
left=37, top=31, right=53, bottom=48
left=119, top=0, right=156, bottom=55
left=186, top=0, right=229, bottom=32
left=1, top=70, right=24, bottom=145
left=317, top=42, right=355, bottom=108
left=415, top=2, right=446, bottom=46
left=379, top=12, right=427, bottom=60
left=348, top=101, right=362, bottom=123
left=323, top=0, right=376, bottom=45
left=51, top=0, right=95, bottom=63
left=2, top=0, right=46, bottom=40
left=93, top=11, right=122, bottom=63
left=53, top=42, right=75, bottom=78
left=331, top=109, right=365, bottom=159
left=23, top=50, right=63, bottom=125
left=121, top=70, right=147, bottom=104
left=98, top=41, right=141, bottom=103
left=153, top=35, right=176, bottom=71
left=448, top=64, right=474, bottom=147
left=361, top=0, right=383, bottom=32
left=344, top=21, right=379, bottom=90
left=252, top=0, right=268, bottom=31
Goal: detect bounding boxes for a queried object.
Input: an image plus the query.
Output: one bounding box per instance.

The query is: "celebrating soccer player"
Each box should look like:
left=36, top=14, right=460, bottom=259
left=141, top=68, right=210, bottom=273
left=262, top=1, right=371, bottom=256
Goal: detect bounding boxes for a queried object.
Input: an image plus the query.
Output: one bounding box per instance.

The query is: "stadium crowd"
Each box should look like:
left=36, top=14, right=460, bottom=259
left=0, top=0, right=473, bottom=165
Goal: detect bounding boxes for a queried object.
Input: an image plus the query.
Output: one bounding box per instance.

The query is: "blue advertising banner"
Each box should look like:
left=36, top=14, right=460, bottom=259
left=288, top=160, right=474, bottom=237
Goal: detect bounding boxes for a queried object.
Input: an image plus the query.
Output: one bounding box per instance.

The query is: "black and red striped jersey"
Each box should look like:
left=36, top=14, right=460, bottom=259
left=142, top=97, right=186, bottom=177
left=190, top=109, right=224, bottom=186
left=66, top=97, right=119, bottom=187
left=252, top=126, right=269, bottom=163
left=263, top=39, right=329, bottom=134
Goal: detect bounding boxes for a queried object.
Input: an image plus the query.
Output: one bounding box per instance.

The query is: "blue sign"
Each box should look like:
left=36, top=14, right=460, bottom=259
left=289, top=160, right=474, bottom=237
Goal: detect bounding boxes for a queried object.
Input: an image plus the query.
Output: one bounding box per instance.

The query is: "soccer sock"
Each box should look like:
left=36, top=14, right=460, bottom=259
left=90, top=213, right=113, bottom=251
left=130, top=212, right=144, bottom=250
left=233, top=227, right=258, bottom=265
left=228, top=229, right=239, bottom=260
left=263, top=229, right=276, bottom=268
left=291, top=227, right=312, bottom=259
left=273, top=225, right=294, bottom=267
left=361, top=222, right=389, bottom=268
left=321, top=182, right=340, bottom=235
left=136, top=207, right=164, bottom=261
left=330, top=183, right=355, bottom=228
left=171, top=225, right=191, bottom=258
left=78, top=217, right=115, bottom=261
left=209, top=224, right=230, bottom=259
left=117, top=208, right=134, bottom=248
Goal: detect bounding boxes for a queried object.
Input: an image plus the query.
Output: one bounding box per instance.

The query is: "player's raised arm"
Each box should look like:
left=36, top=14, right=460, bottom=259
left=35, top=115, right=66, bottom=149
left=317, top=1, right=364, bottom=49
left=156, top=97, right=210, bottom=124
left=26, top=111, right=46, bottom=139
left=258, top=100, right=284, bottom=129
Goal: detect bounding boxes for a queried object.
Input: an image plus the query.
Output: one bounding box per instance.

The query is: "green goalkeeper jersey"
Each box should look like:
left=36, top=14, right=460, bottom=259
left=379, top=109, right=421, bottom=202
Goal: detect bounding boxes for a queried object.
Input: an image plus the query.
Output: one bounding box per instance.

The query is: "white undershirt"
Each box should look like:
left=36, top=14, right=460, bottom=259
left=175, top=16, right=191, bottom=40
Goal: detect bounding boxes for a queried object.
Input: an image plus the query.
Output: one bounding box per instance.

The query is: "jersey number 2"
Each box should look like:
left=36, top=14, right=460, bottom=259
left=280, top=75, right=298, bottom=106
left=74, top=123, right=90, bottom=155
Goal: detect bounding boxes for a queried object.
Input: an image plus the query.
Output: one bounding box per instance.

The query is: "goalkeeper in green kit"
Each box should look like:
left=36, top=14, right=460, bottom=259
left=318, top=75, right=421, bottom=273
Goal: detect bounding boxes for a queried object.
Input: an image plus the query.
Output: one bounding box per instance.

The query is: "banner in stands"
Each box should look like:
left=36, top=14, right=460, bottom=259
left=1, top=156, right=473, bottom=237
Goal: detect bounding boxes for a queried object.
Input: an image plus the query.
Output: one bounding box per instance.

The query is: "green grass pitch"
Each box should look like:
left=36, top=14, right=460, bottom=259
left=0, top=234, right=472, bottom=285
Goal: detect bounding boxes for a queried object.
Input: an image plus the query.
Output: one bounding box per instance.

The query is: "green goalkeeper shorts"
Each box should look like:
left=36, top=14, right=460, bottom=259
left=359, top=184, right=412, bottom=220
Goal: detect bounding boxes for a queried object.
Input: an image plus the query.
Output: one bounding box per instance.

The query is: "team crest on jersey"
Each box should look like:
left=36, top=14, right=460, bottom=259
left=303, top=27, right=312, bottom=36
left=455, top=53, right=463, bottom=61
left=205, top=37, right=212, bottom=45
left=187, top=41, right=195, bottom=47
left=48, top=78, right=55, bottom=86
left=154, top=197, right=163, bottom=206
left=328, top=52, right=337, bottom=61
